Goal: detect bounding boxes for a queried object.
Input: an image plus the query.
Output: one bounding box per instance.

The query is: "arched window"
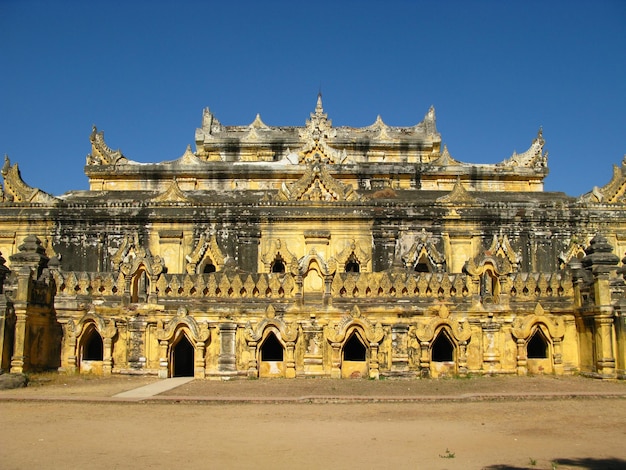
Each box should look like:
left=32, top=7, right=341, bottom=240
left=261, top=332, right=284, bottom=361
left=527, top=328, right=549, bottom=359
left=345, top=253, right=360, bottom=273
left=82, top=327, right=103, bottom=361
left=414, top=253, right=431, bottom=272
left=131, top=268, right=149, bottom=303
left=343, top=331, right=366, bottom=361
left=431, top=330, right=454, bottom=362
left=271, top=255, right=286, bottom=274
left=203, top=261, right=216, bottom=273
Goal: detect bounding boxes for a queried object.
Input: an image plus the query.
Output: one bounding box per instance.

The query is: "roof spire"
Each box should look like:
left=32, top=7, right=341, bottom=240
left=315, top=92, right=324, bottom=115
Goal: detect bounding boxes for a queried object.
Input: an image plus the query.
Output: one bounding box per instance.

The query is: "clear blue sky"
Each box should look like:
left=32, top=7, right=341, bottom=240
left=1, top=0, right=625, bottom=196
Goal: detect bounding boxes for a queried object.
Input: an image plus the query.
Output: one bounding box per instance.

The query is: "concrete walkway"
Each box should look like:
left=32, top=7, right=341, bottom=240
left=112, top=377, right=194, bottom=399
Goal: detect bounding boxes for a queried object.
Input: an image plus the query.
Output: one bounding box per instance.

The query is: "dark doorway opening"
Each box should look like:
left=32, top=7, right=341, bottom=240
left=271, top=260, right=285, bottom=273
left=83, top=328, right=103, bottom=361
left=432, top=330, right=454, bottom=362
left=261, top=332, right=284, bottom=361
left=203, top=262, right=216, bottom=273
left=343, top=332, right=366, bottom=361
left=527, top=329, right=548, bottom=359
left=173, top=335, right=194, bottom=377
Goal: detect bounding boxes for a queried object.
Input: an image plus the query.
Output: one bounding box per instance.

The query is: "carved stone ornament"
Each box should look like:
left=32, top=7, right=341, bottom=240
left=260, top=238, right=298, bottom=273
left=297, top=94, right=342, bottom=164
left=1, top=156, right=57, bottom=204
left=185, top=231, right=225, bottom=274
left=112, top=232, right=164, bottom=277
left=275, top=157, right=364, bottom=202
left=86, top=126, right=128, bottom=166
left=335, top=239, right=372, bottom=271
left=430, top=145, right=461, bottom=166
left=400, top=229, right=446, bottom=271
left=435, top=177, right=479, bottom=205
left=413, top=306, right=472, bottom=343
left=244, top=313, right=298, bottom=343
left=152, top=178, right=192, bottom=204
left=580, top=155, right=626, bottom=204
left=156, top=307, right=210, bottom=342
left=325, top=306, right=384, bottom=344
left=511, top=303, right=565, bottom=340
left=498, top=128, right=548, bottom=169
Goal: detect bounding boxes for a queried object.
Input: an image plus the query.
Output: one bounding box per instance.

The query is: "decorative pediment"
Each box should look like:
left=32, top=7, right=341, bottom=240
left=335, top=239, right=372, bottom=272
left=400, top=229, right=446, bottom=271
left=156, top=307, right=210, bottom=342
left=464, top=234, right=519, bottom=276
left=435, top=178, right=479, bottom=205
left=74, top=311, right=118, bottom=339
left=511, top=303, right=565, bottom=340
left=111, top=232, right=164, bottom=278
left=558, top=234, right=588, bottom=268
left=413, top=309, right=472, bottom=343
left=185, top=231, right=225, bottom=274
left=498, top=128, right=547, bottom=169
left=1, top=156, right=58, bottom=204
left=275, top=158, right=363, bottom=202
left=487, top=234, right=520, bottom=268
left=86, top=126, right=128, bottom=166
left=152, top=179, right=192, bottom=204
left=260, top=238, right=298, bottom=273
left=175, top=145, right=204, bottom=165
left=324, top=306, right=384, bottom=344
left=244, top=312, right=298, bottom=343
left=430, top=145, right=461, bottom=166
left=297, top=248, right=337, bottom=276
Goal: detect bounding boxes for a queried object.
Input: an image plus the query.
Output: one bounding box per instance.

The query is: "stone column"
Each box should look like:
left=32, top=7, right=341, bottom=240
left=515, top=338, right=527, bottom=376
left=285, top=341, right=296, bottom=378
left=390, top=323, right=409, bottom=375
left=158, top=339, right=169, bottom=378
left=102, top=337, right=113, bottom=375
left=368, top=342, right=380, bottom=379
left=302, top=322, right=324, bottom=377
left=482, top=319, right=501, bottom=373
left=329, top=342, right=341, bottom=378
left=10, top=306, right=27, bottom=373
left=419, top=341, right=430, bottom=378
left=218, top=322, right=238, bottom=376
left=582, top=234, right=618, bottom=378
left=194, top=340, right=206, bottom=379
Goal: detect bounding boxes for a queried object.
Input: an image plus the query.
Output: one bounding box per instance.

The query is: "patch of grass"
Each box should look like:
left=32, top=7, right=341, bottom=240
left=528, top=457, right=537, bottom=466
left=439, top=448, right=455, bottom=459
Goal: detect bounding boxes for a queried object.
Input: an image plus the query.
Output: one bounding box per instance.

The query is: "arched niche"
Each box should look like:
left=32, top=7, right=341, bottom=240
left=171, top=331, right=195, bottom=377
left=340, top=328, right=369, bottom=378
left=258, top=329, right=286, bottom=378
left=79, top=323, right=104, bottom=374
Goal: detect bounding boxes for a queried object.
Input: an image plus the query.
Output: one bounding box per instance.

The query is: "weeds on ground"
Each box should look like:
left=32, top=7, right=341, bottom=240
left=438, top=448, right=455, bottom=459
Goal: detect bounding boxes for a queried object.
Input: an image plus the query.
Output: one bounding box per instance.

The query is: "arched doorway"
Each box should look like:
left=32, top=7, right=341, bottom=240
left=172, top=334, right=195, bottom=377
left=259, top=331, right=285, bottom=377
left=430, top=329, right=456, bottom=378
left=341, top=330, right=368, bottom=378
left=526, top=327, right=553, bottom=374
left=80, top=325, right=104, bottom=374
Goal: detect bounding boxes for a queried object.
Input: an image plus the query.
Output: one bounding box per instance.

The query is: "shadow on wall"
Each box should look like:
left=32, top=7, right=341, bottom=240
left=483, top=457, right=626, bottom=470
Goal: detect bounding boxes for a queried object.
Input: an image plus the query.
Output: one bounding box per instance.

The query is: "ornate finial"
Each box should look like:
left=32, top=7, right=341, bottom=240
left=315, top=93, right=324, bottom=115
left=535, top=126, right=544, bottom=145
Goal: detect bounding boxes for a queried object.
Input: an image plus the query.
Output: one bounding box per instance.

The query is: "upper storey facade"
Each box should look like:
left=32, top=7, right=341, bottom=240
left=84, top=95, right=548, bottom=193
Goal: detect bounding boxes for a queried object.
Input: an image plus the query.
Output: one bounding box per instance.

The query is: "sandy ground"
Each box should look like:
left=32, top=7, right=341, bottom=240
left=1, top=374, right=625, bottom=469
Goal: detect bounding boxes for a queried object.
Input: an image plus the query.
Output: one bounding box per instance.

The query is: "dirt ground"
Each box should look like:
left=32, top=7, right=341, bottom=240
left=1, top=374, right=625, bottom=469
